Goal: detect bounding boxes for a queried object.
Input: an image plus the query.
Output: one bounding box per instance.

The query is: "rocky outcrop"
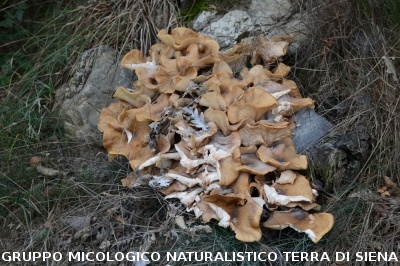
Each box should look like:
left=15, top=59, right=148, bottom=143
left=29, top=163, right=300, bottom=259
left=247, top=0, right=292, bottom=28
left=53, top=45, right=133, bottom=146
left=292, top=109, right=334, bottom=154
left=200, top=10, right=254, bottom=48
left=305, top=125, right=371, bottom=191
left=192, top=0, right=306, bottom=50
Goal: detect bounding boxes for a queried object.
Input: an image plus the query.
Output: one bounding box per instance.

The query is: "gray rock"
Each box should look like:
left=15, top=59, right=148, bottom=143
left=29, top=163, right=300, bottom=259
left=307, top=141, right=348, bottom=191
left=191, top=0, right=308, bottom=52
left=192, top=11, right=218, bottom=31
left=201, top=10, right=254, bottom=48
left=54, top=45, right=134, bottom=146
left=292, top=109, right=371, bottom=190
left=247, top=0, right=292, bottom=28
left=293, top=109, right=334, bottom=153
left=335, top=125, right=370, bottom=161
left=306, top=124, right=370, bottom=191
left=263, top=13, right=309, bottom=53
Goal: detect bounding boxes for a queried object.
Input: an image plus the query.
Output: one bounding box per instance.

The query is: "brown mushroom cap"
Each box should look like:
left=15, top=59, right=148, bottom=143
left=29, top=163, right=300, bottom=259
left=148, top=43, right=175, bottom=62
left=227, top=87, right=278, bottom=124
left=157, top=27, right=201, bottom=51
left=200, top=91, right=227, bottom=111
left=98, top=101, right=155, bottom=168
left=257, top=138, right=307, bottom=170
left=263, top=210, right=334, bottom=243
left=231, top=197, right=265, bottom=242
left=128, top=94, right=171, bottom=122
left=204, top=108, right=252, bottom=136
left=203, top=190, right=265, bottom=242
left=241, top=65, right=270, bottom=85
left=251, top=40, right=289, bottom=65
left=221, top=35, right=266, bottom=69
left=239, top=121, right=292, bottom=147
left=266, top=63, right=291, bottom=79
left=227, top=172, right=251, bottom=199
left=219, top=155, right=241, bottom=186
left=237, top=153, right=276, bottom=175
left=177, top=42, right=220, bottom=70
left=113, top=86, right=152, bottom=108
left=274, top=95, right=315, bottom=117
left=203, top=68, right=249, bottom=107
left=273, top=173, right=315, bottom=203
left=121, top=49, right=146, bottom=69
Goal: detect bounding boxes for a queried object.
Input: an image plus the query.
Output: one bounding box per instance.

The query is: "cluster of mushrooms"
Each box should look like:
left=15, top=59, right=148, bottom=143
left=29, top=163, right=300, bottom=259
left=98, top=27, right=334, bottom=243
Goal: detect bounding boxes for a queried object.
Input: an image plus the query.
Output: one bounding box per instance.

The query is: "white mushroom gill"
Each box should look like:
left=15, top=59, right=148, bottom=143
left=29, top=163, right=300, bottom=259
left=122, top=60, right=158, bottom=76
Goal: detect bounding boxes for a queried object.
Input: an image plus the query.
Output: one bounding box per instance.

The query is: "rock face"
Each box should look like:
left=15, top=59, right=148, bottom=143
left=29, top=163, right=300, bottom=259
left=293, top=110, right=371, bottom=190
left=247, top=0, right=292, bottom=27
left=293, top=109, right=334, bottom=154
left=53, top=45, right=133, bottom=146
left=306, top=125, right=371, bottom=191
left=192, top=0, right=306, bottom=49
left=192, top=10, right=218, bottom=32
left=201, top=10, right=254, bottom=48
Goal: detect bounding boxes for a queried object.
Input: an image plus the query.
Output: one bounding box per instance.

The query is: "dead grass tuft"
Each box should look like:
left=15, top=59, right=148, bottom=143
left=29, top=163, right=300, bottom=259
left=294, top=0, right=400, bottom=183
left=291, top=0, right=400, bottom=258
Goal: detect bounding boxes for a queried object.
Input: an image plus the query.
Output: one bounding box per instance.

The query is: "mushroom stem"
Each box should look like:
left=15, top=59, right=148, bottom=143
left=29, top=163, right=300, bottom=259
left=165, top=187, right=203, bottom=206
left=206, top=202, right=231, bottom=228
left=138, top=152, right=180, bottom=170
left=175, top=145, right=207, bottom=170
left=165, top=173, right=200, bottom=188
left=271, top=89, right=292, bottom=99
left=264, top=185, right=312, bottom=205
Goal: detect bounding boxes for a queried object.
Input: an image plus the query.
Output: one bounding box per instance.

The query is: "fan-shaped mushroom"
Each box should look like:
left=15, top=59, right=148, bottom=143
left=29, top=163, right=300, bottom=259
left=98, top=26, right=334, bottom=244
left=263, top=210, right=334, bottom=243
left=257, top=138, right=307, bottom=170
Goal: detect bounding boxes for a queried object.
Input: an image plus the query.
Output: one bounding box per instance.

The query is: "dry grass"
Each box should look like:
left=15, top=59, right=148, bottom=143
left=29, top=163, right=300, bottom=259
left=295, top=0, right=400, bottom=182
left=64, top=0, right=179, bottom=55
left=290, top=0, right=400, bottom=259
left=0, top=0, right=181, bottom=263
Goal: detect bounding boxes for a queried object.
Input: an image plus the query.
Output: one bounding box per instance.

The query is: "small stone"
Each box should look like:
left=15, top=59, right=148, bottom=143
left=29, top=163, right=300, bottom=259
left=247, top=0, right=292, bottom=27
left=292, top=109, right=334, bottom=153
left=29, top=156, right=42, bottom=166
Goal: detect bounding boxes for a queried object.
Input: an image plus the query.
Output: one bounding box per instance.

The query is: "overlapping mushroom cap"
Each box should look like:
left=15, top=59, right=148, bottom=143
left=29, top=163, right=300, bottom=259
left=98, top=27, right=333, bottom=243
